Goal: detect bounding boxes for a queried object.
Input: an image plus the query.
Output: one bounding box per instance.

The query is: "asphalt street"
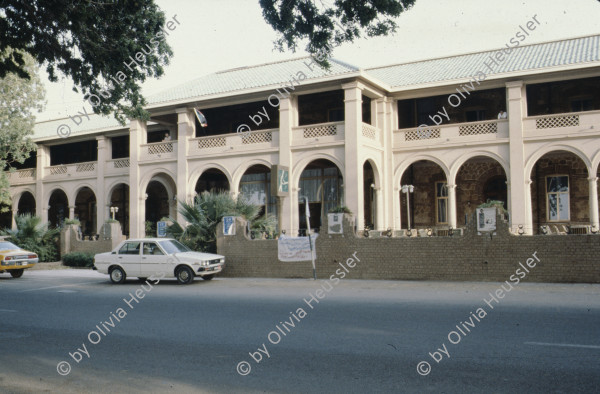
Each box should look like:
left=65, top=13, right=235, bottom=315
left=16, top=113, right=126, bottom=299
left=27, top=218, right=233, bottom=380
left=0, top=269, right=598, bottom=393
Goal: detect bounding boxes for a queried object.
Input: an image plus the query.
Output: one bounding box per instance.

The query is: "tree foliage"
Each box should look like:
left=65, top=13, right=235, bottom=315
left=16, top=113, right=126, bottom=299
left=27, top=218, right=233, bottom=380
left=1, top=214, right=60, bottom=262
left=0, top=48, right=45, bottom=210
left=259, top=0, right=416, bottom=61
left=0, top=0, right=173, bottom=122
left=167, top=191, right=275, bottom=253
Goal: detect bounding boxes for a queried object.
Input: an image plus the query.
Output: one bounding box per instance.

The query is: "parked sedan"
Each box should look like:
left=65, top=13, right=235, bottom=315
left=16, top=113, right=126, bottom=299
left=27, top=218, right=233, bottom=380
left=93, top=238, right=225, bottom=284
left=0, top=241, right=39, bottom=278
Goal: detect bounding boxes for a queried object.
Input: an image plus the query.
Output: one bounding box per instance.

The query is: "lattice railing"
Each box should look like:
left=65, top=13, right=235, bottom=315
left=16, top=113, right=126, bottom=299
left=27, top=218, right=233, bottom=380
left=76, top=162, right=96, bottom=172
left=15, top=169, right=36, bottom=179
left=362, top=123, right=379, bottom=140
left=303, top=124, right=337, bottom=138
left=197, top=137, right=226, bottom=149
left=113, top=159, right=130, bottom=168
left=459, top=122, right=498, bottom=136
left=49, top=165, right=67, bottom=175
left=535, top=115, right=579, bottom=129
left=241, top=131, right=272, bottom=145
left=404, top=127, right=441, bottom=141
left=147, top=142, right=174, bottom=155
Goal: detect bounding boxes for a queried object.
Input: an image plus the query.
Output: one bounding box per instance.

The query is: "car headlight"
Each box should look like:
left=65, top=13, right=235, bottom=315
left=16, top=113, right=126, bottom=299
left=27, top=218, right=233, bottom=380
left=201, top=261, right=210, bottom=267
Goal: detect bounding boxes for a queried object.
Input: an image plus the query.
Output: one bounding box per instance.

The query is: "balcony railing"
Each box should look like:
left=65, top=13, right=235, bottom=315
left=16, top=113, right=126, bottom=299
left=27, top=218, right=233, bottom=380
left=292, top=121, right=345, bottom=145
left=394, top=119, right=508, bottom=148
left=140, top=141, right=177, bottom=161
left=362, top=123, right=381, bottom=143
left=45, top=161, right=97, bottom=179
left=7, top=168, right=36, bottom=184
left=524, top=110, right=600, bottom=138
left=105, top=158, right=130, bottom=175
left=189, top=129, right=278, bottom=155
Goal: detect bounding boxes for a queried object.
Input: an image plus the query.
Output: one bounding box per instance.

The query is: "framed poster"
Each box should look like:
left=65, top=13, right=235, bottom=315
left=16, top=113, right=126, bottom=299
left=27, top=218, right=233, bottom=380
left=271, top=165, right=289, bottom=197
left=477, top=208, right=497, bottom=234
left=157, top=221, right=168, bottom=237
left=223, top=216, right=236, bottom=235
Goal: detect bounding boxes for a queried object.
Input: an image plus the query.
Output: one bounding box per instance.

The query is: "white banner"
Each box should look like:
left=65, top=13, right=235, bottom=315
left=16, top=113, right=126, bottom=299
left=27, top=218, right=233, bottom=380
left=278, top=234, right=318, bottom=262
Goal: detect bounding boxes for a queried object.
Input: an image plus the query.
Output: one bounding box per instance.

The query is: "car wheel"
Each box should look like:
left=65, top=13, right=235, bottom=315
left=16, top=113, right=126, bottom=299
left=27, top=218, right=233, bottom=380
left=10, top=269, right=24, bottom=278
left=203, top=274, right=215, bottom=281
left=109, top=267, right=126, bottom=284
left=176, top=266, right=194, bottom=284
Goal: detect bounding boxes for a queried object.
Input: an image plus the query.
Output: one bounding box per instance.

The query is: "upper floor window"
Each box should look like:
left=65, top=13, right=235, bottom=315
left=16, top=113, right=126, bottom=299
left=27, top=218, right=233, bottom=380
left=546, top=175, right=569, bottom=221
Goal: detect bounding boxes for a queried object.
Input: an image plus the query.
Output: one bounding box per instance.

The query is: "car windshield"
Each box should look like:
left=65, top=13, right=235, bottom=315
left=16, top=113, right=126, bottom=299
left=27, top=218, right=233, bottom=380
left=158, top=240, right=191, bottom=254
left=0, top=241, right=19, bottom=250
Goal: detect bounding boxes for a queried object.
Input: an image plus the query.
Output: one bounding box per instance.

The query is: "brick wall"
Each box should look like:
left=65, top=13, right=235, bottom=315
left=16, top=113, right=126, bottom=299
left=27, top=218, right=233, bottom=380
left=60, top=223, right=123, bottom=256
left=217, top=215, right=600, bottom=283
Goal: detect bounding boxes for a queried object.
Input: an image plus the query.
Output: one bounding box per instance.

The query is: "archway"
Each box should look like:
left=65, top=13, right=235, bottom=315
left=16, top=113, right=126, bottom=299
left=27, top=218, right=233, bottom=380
left=363, top=161, right=375, bottom=229
left=109, top=183, right=129, bottom=236
left=75, top=187, right=96, bottom=236
left=298, top=159, right=343, bottom=232
left=239, top=165, right=276, bottom=217
left=48, top=189, right=69, bottom=228
left=195, top=168, right=230, bottom=194
left=17, top=192, right=36, bottom=216
left=400, top=160, right=448, bottom=229
left=530, top=150, right=589, bottom=232
left=145, top=181, right=170, bottom=235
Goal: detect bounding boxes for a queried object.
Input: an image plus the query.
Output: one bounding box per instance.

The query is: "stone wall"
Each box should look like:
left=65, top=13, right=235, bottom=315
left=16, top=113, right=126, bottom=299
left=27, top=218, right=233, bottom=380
left=60, top=223, right=123, bottom=256
left=217, top=215, right=600, bottom=283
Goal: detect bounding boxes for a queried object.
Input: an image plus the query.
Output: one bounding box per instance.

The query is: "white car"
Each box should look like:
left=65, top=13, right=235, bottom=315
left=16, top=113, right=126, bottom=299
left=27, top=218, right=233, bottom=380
left=93, top=238, right=225, bottom=284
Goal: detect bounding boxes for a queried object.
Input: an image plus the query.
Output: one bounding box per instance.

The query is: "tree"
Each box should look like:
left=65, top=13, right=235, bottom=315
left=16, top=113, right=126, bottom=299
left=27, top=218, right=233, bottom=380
left=259, top=0, right=416, bottom=61
left=0, top=1, right=173, bottom=122
left=0, top=48, right=45, bottom=211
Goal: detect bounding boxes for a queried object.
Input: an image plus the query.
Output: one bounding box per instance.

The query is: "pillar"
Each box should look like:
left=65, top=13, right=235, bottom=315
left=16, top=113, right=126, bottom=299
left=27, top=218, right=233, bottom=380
left=589, top=177, right=599, bottom=230
left=447, top=183, right=457, bottom=229
left=279, top=96, right=295, bottom=234
left=176, top=108, right=195, bottom=224
left=506, top=81, right=532, bottom=234
left=96, top=136, right=107, bottom=233
left=343, top=82, right=364, bottom=230
left=35, top=145, right=48, bottom=223
left=128, top=119, right=146, bottom=238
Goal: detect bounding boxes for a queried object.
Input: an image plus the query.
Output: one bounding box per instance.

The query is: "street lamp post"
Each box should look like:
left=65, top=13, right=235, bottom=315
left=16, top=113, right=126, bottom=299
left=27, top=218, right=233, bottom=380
left=401, top=185, right=414, bottom=231
left=110, top=206, right=119, bottom=220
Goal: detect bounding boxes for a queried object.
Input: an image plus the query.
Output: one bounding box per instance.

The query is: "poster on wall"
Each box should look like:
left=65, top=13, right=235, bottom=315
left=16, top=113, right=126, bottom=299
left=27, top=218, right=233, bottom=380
left=278, top=234, right=318, bottom=262
left=157, top=221, right=167, bottom=237
left=223, top=216, right=236, bottom=235
left=477, top=207, right=497, bottom=234
left=328, top=213, right=343, bottom=234
left=271, top=165, right=289, bottom=197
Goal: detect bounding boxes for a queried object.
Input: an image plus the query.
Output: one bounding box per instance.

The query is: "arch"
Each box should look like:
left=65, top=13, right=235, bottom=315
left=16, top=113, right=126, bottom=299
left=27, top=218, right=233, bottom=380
left=74, top=187, right=97, bottom=236
left=106, top=180, right=130, bottom=202
left=394, top=154, right=450, bottom=188
left=48, top=188, right=69, bottom=228
left=139, top=168, right=178, bottom=196
left=69, top=183, right=97, bottom=207
left=525, top=144, right=592, bottom=179
left=292, top=153, right=345, bottom=188
left=107, top=183, right=130, bottom=236
left=450, top=151, right=509, bottom=184
left=591, top=150, right=600, bottom=175
left=16, top=191, right=36, bottom=217
left=238, top=164, right=277, bottom=218
left=188, top=163, right=233, bottom=194
left=362, top=157, right=383, bottom=189
left=45, top=186, right=70, bottom=209
left=232, top=158, right=273, bottom=188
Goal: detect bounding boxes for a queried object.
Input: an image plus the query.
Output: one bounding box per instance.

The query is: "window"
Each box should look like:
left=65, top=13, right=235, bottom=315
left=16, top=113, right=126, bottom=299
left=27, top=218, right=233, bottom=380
left=546, top=176, right=569, bottom=221
left=143, top=242, right=163, bottom=255
left=570, top=98, right=593, bottom=112
left=436, top=182, right=448, bottom=224
left=240, top=168, right=276, bottom=216
left=119, top=242, right=140, bottom=255
left=465, top=109, right=486, bottom=122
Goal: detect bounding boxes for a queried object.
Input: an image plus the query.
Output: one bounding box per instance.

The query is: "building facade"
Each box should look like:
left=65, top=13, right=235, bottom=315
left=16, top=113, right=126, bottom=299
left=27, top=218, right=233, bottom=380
left=4, top=35, right=600, bottom=238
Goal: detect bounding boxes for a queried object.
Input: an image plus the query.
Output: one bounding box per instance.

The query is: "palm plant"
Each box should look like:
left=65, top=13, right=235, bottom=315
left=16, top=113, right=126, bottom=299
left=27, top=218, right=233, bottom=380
left=167, top=191, right=263, bottom=252
left=1, top=214, right=60, bottom=262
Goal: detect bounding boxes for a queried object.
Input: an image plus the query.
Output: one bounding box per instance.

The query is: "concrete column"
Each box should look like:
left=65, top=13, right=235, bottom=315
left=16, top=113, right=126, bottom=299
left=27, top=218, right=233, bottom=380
left=129, top=119, right=146, bottom=238
left=68, top=205, right=75, bottom=220
left=343, top=83, right=364, bottom=230
left=396, top=188, right=402, bottom=230
left=96, top=136, right=107, bottom=233
left=176, top=108, right=195, bottom=224
left=589, top=177, right=599, bottom=230
left=279, top=96, right=295, bottom=234
left=448, top=183, right=457, bottom=229
left=10, top=200, right=17, bottom=229
left=376, top=97, right=394, bottom=230
left=374, top=188, right=384, bottom=230
left=506, top=81, right=532, bottom=234
left=35, top=145, right=48, bottom=223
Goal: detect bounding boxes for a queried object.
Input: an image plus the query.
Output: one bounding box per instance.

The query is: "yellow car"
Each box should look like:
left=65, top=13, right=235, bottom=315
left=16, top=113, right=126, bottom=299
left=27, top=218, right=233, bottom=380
left=0, top=240, right=39, bottom=278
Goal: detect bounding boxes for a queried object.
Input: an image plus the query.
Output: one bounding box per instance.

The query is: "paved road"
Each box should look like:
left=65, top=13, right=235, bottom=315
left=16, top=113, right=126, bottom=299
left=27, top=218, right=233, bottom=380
left=0, top=270, right=599, bottom=393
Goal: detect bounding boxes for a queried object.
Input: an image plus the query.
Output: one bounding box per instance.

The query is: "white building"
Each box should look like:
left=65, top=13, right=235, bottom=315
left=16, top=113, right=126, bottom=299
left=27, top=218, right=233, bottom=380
left=4, top=34, right=600, bottom=237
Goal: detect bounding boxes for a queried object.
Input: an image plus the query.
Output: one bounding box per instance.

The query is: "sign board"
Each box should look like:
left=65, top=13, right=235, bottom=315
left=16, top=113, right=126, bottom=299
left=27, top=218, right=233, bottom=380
left=223, top=216, right=236, bottom=236
left=271, top=165, right=289, bottom=197
left=328, top=213, right=343, bottom=234
left=157, top=221, right=168, bottom=237
left=477, top=208, right=497, bottom=234
left=278, top=234, right=318, bottom=262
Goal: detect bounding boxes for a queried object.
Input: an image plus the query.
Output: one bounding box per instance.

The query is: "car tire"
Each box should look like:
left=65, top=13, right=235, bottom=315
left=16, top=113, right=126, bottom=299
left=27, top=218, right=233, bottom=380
left=203, top=274, right=215, bottom=281
left=109, top=267, right=126, bottom=284
left=10, top=269, right=24, bottom=278
left=176, top=266, right=194, bottom=284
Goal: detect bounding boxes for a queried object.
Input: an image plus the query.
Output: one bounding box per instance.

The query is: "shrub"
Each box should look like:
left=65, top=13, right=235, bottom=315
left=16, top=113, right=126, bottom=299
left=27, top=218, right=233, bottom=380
left=328, top=205, right=352, bottom=214
left=62, top=252, right=95, bottom=268
left=0, top=214, right=59, bottom=262
left=105, top=219, right=119, bottom=224
left=64, top=218, right=80, bottom=225
left=477, top=200, right=508, bottom=215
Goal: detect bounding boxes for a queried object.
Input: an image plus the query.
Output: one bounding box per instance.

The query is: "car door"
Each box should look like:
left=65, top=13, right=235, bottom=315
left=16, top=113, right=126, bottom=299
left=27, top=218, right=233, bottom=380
left=116, top=241, right=141, bottom=277
left=140, top=242, right=167, bottom=278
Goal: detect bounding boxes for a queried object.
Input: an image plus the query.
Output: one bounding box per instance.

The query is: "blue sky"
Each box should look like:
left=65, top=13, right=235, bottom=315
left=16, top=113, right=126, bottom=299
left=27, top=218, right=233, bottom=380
left=38, top=0, right=600, bottom=121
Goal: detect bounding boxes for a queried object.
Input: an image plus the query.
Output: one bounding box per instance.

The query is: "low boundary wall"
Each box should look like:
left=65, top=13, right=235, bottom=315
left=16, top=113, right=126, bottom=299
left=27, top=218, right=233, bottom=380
left=217, top=215, right=600, bottom=283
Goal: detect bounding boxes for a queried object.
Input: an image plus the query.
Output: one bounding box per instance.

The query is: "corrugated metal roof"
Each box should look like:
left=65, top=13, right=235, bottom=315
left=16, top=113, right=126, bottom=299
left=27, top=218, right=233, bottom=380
left=148, top=57, right=360, bottom=105
left=365, top=35, right=600, bottom=89
left=33, top=115, right=124, bottom=141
